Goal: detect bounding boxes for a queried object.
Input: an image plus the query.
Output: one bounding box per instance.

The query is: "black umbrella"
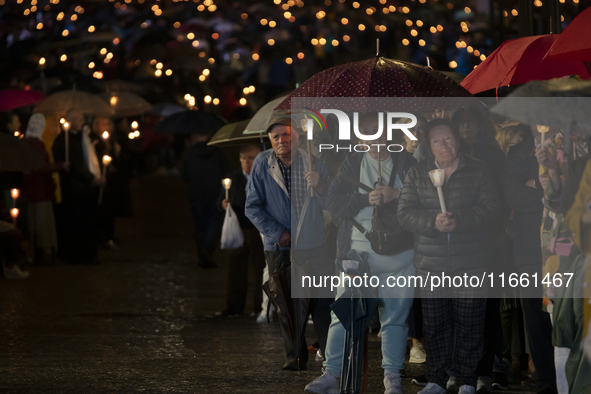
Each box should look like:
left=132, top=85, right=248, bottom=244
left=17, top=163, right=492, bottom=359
left=262, top=260, right=309, bottom=370
left=331, top=250, right=379, bottom=394
left=152, top=110, right=227, bottom=135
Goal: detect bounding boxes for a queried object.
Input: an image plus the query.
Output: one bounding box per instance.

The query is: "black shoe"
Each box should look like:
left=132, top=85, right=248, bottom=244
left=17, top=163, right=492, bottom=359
left=282, top=358, right=307, bottom=371
left=412, top=374, right=427, bottom=386
left=492, top=372, right=509, bottom=390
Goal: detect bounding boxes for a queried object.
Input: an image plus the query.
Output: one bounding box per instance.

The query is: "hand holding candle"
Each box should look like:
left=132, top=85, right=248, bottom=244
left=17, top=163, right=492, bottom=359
left=222, top=178, right=232, bottom=200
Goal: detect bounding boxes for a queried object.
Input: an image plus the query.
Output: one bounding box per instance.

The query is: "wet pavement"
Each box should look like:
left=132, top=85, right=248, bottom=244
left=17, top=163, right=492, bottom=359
left=0, top=175, right=534, bottom=393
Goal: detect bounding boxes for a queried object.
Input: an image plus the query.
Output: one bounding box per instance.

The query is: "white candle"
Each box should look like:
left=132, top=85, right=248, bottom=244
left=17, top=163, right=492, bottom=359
left=10, top=208, right=19, bottom=225
left=98, top=155, right=112, bottom=204
left=429, top=169, right=447, bottom=213
left=63, top=121, right=70, bottom=163
left=223, top=178, right=231, bottom=200
left=537, top=125, right=549, bottom=146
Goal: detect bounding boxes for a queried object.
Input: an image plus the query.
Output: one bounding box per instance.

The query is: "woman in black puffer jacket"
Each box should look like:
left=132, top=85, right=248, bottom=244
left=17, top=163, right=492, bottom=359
left=396, top=119, right=501, bottom=394
left=397, top=119, right=501, bottom=275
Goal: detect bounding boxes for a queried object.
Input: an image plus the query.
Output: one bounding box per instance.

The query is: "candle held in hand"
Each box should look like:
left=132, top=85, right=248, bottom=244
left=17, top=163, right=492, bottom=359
left=429, top=169, right=447, bottom=213
left=537, top=125, right=549, bottom=146
left=223, top=178, right=231, bottom=200
left=11, top=188, right=20, bottom=199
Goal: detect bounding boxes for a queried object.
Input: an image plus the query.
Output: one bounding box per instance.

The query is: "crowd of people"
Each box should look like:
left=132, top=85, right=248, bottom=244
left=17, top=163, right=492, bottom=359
left=0, top=108, right=135, bottom=277
left=187, top=105, right=591, bottom=394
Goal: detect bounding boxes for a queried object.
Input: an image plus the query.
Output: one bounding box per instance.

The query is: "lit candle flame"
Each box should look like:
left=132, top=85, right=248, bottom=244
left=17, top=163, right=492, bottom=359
left=429, top=169, right=445, bottom=187
left=10, top=208, right=19, bottom=219
left=536, top=125, right=550, bottom=134
left=63, top=122, right=70, bottom=131
left=223, top=178, right=232, bottom=189
left=60, top=118, right=66, bottom=124
left=102, top=155, right=112, bottom=166
left=102, top=131, right=109, bottom=139
left=110, top=96, right=118, bottom=106
left=11, top=189, right=20, bottom=199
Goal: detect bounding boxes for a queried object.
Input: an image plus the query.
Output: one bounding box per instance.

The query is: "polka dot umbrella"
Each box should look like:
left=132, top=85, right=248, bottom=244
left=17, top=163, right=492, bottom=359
left=275, top=57, right=474, bottom=113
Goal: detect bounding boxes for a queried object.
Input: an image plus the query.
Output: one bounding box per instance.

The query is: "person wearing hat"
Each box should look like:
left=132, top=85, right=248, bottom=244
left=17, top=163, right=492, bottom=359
left=245, top=115, right=332, bottom=371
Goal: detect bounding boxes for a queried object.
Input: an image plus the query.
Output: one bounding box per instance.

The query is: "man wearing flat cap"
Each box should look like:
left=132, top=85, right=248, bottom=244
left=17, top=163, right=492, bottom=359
left=245, top=115, right=332, bottom=371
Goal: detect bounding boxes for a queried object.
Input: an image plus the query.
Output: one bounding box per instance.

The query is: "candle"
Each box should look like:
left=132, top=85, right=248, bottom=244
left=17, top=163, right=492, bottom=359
left=98, top=155, right=112, bottom=204
left=131, top=121, right=139, bottom=129
left=11, top=188, right=20, bottom=199
left=63, top=121, right=70, bottom=163
left=429, top=169, right=447, bottom=213
left=222, top=178, right=232, bottom=200
left=10, top=208, right=19, bottom=225
left=102, top=131, right=109, bottom=140
left=537, top=125, right=549, bottom=146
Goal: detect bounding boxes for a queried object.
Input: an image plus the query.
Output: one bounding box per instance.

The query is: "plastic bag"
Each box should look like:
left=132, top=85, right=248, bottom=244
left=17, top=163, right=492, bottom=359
left=220, top=203, right=244, bottom=249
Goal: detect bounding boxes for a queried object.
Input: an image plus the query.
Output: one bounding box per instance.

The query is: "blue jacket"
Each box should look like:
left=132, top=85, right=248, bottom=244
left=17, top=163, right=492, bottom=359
left=245, top=148, right=328, bottom=252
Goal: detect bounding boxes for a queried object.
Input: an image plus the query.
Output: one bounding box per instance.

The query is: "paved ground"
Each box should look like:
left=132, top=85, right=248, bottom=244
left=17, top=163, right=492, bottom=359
left=0, top=175, right=534, bottom=393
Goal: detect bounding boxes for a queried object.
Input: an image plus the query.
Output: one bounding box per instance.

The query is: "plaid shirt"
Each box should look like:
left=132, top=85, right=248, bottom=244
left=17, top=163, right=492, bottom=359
left=276, top=151, right=307, bottom=220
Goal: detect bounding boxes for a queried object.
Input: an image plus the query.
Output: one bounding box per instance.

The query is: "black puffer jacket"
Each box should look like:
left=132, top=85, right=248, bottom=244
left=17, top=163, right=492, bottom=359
left=397, top=153, right=501, bottom=273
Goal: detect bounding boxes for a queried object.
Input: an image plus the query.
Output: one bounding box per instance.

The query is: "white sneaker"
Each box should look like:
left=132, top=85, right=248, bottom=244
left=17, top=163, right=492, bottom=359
left=409, top=343, right=427, bottom=363
left=476, top=376, right=492, bottom=393
left=305, top=369, right=339, bottom=394
left=458, top=385, right=475, bottom=394
left=447, top=376, right=459, bottom=393
left=418, top=383, right=446, bottom=394
left=384, top=372, right=403, bottom=394
left=315, top=349, right=324, bottom=362
left=3, top=264, right=29, bottom=279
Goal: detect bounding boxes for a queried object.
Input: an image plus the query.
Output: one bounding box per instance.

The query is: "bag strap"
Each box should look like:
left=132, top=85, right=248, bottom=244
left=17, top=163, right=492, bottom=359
left=336, top=172, right=373, bottom=193
left=350, top=217, right=372, bottom=242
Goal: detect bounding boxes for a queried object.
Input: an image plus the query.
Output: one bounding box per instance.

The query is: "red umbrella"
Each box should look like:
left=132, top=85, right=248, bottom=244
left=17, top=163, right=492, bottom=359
left=544, top=7, right=591, bottom=61
left=461, top=34, right=591, bottom=95
left=275, top=57, right=474, bottom=112
left=0, top=89, right=45, bottom=111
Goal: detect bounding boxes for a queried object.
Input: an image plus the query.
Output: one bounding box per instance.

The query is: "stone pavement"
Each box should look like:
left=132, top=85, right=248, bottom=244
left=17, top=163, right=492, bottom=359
left=0, top=175, right=534, bottom=393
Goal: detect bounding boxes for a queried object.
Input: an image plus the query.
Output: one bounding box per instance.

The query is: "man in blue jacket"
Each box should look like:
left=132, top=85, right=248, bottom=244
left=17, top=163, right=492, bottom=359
left=245, top=115, right=332, bottom=371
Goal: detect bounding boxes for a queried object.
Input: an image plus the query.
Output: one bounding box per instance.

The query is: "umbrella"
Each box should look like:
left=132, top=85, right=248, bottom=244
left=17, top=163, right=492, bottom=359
left=208, top=119, right=270, bottom=146
left=244, top=95, right=289, bottom=134
left=331, top=250, right=379, bottom=394
left=148, top=103, right=186, bottom=118
left=262, top=261, right=309, bottom=371
left=35, top=89, right=115, bottom=117
left=461, top=35, right=591, bottom=95
left=491, top=78, right=591, bottom=134
left=0, top=89, right=45, bottom=111
left=545, top=7, right=591, bottom=61
left=98, top=92, right=152, bottom=117
left=275, top=57, right=474, bottom=112
left=0, top=134, right=46, bottom=172
left=152, top=110, right=227, bottom=135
